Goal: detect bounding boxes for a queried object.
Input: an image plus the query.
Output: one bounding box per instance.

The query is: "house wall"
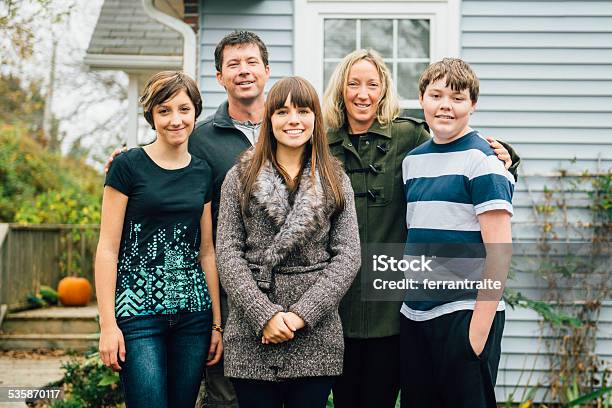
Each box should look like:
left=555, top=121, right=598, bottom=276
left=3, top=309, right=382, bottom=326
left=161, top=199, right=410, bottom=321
left=198, top=0, right=293, bottom=117
left=461, top=0, right=612, bottom=401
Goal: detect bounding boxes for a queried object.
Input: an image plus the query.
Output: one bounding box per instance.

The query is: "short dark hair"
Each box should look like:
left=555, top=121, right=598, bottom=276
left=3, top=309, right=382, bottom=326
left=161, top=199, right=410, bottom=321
left=418, top=58, right=480, bottom=102
left=140, top=71, right=202, bottom=129
left=214, top=30, right=269, bottom=72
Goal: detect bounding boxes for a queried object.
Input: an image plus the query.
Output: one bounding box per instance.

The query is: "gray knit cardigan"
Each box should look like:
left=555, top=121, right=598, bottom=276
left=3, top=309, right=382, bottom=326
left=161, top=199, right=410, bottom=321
left=216, top=150, right=361, bottom=381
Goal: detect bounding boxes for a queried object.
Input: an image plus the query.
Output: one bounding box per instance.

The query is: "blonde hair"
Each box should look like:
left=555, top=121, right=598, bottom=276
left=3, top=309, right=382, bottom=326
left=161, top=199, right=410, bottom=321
left=323, top=49, right=400, bottom=130
left=418, top=58, right=480, bottom=102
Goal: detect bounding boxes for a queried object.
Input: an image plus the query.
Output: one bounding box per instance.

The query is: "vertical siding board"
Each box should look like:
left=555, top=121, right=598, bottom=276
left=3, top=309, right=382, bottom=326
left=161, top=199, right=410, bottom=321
left=462, top=1, right=612, bottom=402
left=0, top=228, right=7, bottom=305
left=198, top=0, right=293, bottom=116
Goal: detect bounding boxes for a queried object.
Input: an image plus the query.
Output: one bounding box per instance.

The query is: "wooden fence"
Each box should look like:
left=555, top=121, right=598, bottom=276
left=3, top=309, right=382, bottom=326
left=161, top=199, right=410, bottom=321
left=0, top=223, right=99, bottom=310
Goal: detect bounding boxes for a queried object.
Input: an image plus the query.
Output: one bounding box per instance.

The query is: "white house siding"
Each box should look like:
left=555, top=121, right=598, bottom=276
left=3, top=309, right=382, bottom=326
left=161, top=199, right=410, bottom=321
left=461, top=0, right=612, bottom=402
left=198, top=0, right=293, bottom=116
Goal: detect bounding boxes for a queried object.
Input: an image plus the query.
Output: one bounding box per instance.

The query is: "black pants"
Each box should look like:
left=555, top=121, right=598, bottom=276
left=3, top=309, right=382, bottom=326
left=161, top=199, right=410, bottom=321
left=400, top=310, right=505, bottom=408
left=332, top=335, right=401, bottom=408
left=231, top=376, right=335, bottom=408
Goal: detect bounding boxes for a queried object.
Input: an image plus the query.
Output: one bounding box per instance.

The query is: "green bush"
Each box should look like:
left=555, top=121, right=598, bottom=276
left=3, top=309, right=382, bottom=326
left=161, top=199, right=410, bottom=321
left=0, top=123, right=59, bottom=220
left=15, top=188, right=100, bottom=224
left=0, top=122, right=102, bottom=224
left=52, top=353, right=124, bottom=408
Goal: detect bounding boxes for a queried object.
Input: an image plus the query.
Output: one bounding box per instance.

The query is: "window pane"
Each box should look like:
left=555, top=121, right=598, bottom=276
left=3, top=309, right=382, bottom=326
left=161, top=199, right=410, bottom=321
left=325, top=19, right=356, bottom=58
left=387, top=63, right=394, bottom=84
left=361, top=19, right=393, bottom=58
left=398, top=19, right=430, bottom=58
left=397, top=62, right=428, bottom=99
left=324, top=61, right=340, bottom=90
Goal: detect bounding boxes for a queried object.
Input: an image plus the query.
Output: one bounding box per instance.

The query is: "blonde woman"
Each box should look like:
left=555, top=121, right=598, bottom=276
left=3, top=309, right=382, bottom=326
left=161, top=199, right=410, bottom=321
left=322, top=49, right=519, bottom=408
left=95, top=71, right=222, bottom=408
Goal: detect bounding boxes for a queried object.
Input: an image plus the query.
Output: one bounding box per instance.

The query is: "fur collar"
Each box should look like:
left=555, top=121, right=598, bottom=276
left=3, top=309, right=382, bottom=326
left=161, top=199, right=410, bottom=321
left=237, top=148, right=328, bottom=269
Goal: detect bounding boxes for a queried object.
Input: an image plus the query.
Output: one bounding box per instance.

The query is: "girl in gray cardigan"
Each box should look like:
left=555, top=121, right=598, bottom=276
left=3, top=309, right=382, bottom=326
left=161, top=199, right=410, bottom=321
left=216, top=76, right=361, bottom=408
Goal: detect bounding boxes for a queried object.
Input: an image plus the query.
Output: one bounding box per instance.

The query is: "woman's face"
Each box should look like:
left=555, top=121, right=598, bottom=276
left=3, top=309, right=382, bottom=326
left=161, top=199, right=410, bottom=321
left=152, top=89, right=196, bottom=146
left=271, top=93, right=315, bottom=152
left=343, top=59, right=383, bottom=132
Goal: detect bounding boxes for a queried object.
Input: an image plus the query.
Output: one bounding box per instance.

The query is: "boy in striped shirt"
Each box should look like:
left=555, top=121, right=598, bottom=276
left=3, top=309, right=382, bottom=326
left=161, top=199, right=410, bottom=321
left=400, top=58, right=514, bottom=408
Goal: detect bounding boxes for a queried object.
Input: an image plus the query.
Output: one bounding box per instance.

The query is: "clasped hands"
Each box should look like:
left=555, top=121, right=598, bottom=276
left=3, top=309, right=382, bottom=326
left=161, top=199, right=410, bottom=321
left=262, top=312, right=305, bottom=344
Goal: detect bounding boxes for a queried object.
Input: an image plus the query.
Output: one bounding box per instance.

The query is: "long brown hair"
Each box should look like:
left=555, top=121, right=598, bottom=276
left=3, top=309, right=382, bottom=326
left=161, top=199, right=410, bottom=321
left=240, top=76, right=345, bottom=213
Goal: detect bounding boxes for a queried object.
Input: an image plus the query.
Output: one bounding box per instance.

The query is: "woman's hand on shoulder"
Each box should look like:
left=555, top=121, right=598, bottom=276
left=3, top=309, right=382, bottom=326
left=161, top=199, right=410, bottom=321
left=99, top=323, right=125, bottom=372
left=262, top=312, right=295, bottom=344
left=485, top=136, right=512, bottom=170
left=206, top=330, right=224, bottom=366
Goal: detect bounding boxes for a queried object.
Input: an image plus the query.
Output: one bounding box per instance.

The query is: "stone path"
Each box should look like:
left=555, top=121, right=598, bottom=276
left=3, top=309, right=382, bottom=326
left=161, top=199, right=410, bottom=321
left=0, top=305, right=99, bottom=406
left=0, top=351, right=68, bottom=408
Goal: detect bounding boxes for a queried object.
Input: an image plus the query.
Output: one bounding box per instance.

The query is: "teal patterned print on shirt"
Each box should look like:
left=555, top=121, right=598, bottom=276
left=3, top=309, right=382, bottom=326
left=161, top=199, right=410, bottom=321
left=115, top=221, right=211, bottom=317
left=104, top=148, right=213, bottom=318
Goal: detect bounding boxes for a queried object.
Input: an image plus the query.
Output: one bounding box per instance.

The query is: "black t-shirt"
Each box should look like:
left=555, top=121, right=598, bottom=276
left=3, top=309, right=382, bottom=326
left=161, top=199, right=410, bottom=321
left=105, top=148, right=212, bottom=317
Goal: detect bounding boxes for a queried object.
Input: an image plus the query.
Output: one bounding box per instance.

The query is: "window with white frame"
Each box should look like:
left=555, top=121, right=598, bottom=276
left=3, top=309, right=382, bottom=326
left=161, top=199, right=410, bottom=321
left=323, top=18, right=430, bottom=104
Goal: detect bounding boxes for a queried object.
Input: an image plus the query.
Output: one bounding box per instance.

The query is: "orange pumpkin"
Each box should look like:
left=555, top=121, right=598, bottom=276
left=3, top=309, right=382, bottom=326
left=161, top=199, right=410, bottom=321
left=57, top=276, right=93, bottom=306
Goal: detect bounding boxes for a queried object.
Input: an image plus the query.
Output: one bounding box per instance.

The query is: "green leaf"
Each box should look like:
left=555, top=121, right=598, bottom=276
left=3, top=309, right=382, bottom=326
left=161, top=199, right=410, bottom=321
left=567, top=386, right=612, bottom=406
left=504, top=291, right=582, bottom=328
left=97, top=371, right=120, bottom=387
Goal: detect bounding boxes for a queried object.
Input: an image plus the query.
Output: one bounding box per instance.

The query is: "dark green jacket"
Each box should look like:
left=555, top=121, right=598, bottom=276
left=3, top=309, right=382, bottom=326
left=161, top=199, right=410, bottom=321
left=328, top=118, right=520, bottom=338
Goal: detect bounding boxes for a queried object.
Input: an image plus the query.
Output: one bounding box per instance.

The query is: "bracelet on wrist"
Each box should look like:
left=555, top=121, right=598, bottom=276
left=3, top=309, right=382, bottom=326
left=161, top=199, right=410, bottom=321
left=212, top=323, right=224, bottom=333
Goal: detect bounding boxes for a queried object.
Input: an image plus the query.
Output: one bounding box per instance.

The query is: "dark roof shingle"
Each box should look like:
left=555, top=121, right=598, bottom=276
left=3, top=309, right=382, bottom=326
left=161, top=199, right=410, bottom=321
left=87, top=0, right=182, bottom=56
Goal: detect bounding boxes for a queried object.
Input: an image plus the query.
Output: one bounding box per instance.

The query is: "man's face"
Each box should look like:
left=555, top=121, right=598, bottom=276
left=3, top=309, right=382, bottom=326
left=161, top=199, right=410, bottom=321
left=216, top=43, right=270, bottom=103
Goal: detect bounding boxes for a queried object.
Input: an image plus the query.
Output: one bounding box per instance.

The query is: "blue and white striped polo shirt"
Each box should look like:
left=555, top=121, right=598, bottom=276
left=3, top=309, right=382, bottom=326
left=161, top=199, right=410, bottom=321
left=400, top=130, right=514, bottom=321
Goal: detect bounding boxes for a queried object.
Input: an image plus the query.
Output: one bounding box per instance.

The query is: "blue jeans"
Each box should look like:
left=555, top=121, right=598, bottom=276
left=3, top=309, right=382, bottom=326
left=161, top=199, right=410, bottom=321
left=117, top=310, right=212, bottom=408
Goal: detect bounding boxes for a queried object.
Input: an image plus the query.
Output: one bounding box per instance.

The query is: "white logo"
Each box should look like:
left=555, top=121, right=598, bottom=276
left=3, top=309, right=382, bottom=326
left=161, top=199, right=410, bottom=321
left=372, top=255, right=434, bottom=272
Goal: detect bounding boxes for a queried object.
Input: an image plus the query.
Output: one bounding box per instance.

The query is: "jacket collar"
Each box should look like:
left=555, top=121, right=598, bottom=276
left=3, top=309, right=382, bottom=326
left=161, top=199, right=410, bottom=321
left=327, top=120, right=392, bottom=145
left=237, top=149, right=328, bottom=268
left=212, top=101, right=235, bottom=129
left=368, top=120, right=392, bottom=138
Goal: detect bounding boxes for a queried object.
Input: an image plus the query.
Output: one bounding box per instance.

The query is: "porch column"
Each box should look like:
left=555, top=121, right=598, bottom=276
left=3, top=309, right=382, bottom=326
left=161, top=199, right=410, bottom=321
left=126, top=73, right=139, bottom=148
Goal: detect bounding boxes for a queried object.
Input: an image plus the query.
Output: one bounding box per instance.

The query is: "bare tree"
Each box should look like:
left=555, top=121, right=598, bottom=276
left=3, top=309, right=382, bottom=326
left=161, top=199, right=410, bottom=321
left=0, top=0, right=74, bottom=72
left=2, top=0, right=128, bottom=165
